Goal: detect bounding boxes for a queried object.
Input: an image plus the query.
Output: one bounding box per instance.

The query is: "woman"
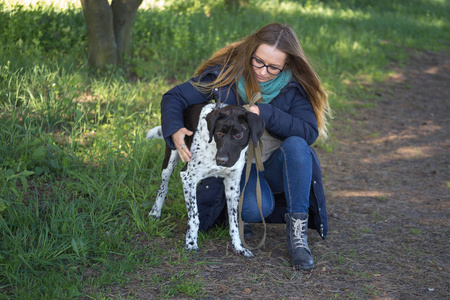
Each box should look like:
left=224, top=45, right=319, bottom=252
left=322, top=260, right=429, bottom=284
left=159, top=23, right=331, bottom=270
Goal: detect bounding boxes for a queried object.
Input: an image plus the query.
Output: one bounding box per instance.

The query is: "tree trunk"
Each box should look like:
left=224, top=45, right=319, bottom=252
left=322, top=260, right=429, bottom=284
left=80, top=0, right=117, bottom=69
left=111, top=0, right=143, bottom=64
left=225, top=0, right=249, bottom=10
left=80, top=0, right=142, bottom=69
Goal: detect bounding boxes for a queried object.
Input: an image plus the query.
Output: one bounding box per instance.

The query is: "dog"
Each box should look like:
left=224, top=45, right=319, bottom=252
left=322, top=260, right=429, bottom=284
left=146, top=102, right=265, bottom=258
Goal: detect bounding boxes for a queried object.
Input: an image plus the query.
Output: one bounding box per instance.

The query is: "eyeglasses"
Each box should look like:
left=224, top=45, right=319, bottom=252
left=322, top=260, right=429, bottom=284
left=251, top=56, right=284, bottom=76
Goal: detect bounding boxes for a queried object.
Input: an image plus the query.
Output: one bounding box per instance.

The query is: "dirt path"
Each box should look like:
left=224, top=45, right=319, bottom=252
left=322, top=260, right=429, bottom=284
left=315, top=50, right=450, bottom=299
left=231, top=50, right=449, bottom=299
left=135, top=51, right=449, bottom=299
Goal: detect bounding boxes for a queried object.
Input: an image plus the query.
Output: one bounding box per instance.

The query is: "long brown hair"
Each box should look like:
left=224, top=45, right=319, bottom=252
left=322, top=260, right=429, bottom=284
left=193, top=23, right=332, bottom=139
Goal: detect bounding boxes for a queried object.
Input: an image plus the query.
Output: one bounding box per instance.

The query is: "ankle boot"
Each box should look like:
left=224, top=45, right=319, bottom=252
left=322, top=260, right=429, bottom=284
left=285, top=212, right=314, bottom=270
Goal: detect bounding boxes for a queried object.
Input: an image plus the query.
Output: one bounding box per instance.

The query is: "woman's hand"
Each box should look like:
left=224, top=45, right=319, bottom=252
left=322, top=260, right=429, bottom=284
left=249, top=105, right=260, bottom=115
left=172, top=128, right=193, bottom=162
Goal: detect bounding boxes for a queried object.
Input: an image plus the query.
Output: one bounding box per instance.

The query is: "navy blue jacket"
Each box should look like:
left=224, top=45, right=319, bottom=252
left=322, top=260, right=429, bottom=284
left=160, top=66, right=328, bottom=239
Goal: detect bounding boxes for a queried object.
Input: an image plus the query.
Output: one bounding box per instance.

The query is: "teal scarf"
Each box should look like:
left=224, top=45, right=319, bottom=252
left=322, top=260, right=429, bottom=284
left=237, top=70, right=292, bottom=104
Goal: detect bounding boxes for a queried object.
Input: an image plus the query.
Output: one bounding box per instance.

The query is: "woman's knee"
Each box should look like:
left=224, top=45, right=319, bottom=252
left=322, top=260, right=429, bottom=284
left=280, top=136, right=311, bottom=165
left=282, top=136, right=309, bottom=152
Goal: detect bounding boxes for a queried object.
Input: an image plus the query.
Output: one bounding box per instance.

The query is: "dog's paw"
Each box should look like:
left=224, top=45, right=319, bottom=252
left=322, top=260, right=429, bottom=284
left=185, top=242, right=200, bottom=252
left=235, top=248, right=254, bottom=258
left=148, top=210, right=161, bottom=220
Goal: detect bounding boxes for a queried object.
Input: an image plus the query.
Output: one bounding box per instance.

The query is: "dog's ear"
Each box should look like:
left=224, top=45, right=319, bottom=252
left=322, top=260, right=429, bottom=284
left=206, top=111, right=228, bottom=143
left=244, top=111, right=265, bottom=145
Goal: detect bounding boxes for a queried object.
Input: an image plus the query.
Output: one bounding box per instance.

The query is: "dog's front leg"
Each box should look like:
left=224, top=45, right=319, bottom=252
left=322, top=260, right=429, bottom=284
left=180, top=171, right=200, bottom=252
left=223, top=176, right=254, bottom=258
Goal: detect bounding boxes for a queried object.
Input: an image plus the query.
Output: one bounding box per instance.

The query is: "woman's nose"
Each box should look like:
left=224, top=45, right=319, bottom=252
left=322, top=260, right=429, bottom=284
left=259, top=67, right=268, bottom=76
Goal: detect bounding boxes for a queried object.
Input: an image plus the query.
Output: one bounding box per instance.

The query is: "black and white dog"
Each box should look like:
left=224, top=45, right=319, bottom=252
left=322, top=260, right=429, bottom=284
left=146, top=103, right=265, bottom=257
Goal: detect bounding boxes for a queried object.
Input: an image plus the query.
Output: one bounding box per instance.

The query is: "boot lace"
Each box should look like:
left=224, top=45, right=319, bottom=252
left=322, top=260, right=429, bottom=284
left=292, top=218, right=307, bottom=248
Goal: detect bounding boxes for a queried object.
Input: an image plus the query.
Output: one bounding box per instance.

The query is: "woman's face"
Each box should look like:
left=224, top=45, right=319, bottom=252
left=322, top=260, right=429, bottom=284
left=252, top=43, right=287, bottom=83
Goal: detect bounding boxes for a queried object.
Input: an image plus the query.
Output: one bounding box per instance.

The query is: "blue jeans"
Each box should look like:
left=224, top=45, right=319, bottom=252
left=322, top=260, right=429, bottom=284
left=240, top=136, right=312, bottom=223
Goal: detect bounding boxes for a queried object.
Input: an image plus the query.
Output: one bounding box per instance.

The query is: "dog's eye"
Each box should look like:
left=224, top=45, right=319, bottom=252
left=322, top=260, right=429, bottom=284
left=234, top=132, right=243, bottom=139
left=217, top=131, right=225, bottom=136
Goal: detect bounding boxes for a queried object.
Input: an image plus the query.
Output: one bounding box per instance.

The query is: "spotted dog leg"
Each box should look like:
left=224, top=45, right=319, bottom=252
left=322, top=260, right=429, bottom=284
left=223, top=176, right=254, bottom=258
left=180, top=169, right=201, bottom=251
left=149, top=150, right=179, bottom=219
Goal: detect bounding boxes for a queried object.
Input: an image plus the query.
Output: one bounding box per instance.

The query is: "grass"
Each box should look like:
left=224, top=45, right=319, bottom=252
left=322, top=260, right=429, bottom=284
left=0, top=0, right=449, bottom=298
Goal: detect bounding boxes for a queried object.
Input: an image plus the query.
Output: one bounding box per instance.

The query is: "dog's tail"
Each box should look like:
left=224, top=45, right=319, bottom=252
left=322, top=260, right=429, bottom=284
left=145, top=126, right=163, bottom=140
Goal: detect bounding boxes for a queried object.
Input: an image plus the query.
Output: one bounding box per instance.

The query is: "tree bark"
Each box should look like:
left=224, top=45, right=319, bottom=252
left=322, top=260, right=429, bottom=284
left=225, top=0, right=249, bottom=10
left=111, top=0, right=143, bottom=64
left=80, top=0, right=117, bottom=69
left=80, top=0, right=142, bottom=69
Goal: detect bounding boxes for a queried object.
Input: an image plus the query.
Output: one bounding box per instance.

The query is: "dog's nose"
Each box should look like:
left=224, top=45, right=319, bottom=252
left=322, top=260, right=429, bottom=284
left=216, top=155, right=229, bottom=166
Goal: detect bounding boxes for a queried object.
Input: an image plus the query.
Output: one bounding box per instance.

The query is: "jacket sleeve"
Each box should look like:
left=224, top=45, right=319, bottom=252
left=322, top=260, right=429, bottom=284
left=258, top=88, right=319, bottom=145
left=160, top=74, right=214, bottom=149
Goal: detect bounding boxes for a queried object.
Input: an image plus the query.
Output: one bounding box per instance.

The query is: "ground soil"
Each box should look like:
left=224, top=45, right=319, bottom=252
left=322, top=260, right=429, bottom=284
left=132, top=50, right=449, bottom=299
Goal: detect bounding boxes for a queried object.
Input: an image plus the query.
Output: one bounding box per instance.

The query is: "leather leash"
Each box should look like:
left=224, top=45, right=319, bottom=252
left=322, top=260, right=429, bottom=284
left=239, top=92, right=267, bottom=250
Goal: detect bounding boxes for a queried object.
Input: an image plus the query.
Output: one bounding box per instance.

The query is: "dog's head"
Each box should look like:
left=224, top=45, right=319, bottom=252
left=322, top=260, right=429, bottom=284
left=206, top=105, right=265, bottom=167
